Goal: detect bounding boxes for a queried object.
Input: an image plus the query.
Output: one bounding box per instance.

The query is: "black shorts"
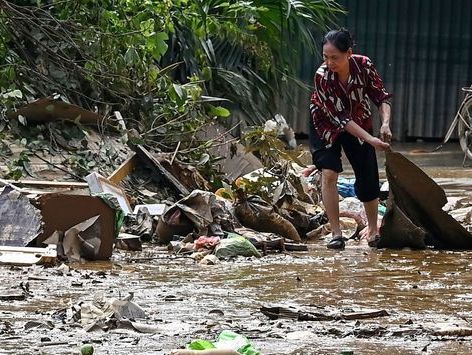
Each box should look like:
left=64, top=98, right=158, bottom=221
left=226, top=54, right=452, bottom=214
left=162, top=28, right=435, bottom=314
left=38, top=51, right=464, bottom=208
left=310, top=125, right=380, bottom=202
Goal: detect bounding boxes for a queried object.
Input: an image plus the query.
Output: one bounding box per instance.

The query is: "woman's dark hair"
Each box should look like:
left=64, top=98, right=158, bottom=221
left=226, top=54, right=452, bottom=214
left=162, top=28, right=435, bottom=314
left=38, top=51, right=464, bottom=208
left=322, top=28, right=354, bottom=52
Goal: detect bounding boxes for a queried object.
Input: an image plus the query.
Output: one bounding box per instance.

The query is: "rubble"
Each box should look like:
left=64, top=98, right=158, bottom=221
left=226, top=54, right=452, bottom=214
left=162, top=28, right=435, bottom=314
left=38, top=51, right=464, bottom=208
left=0, top=189, right=42, bottom=247
left=62, top=292, right=157, bottom=333
left=2, top=97, right=472, bottom=305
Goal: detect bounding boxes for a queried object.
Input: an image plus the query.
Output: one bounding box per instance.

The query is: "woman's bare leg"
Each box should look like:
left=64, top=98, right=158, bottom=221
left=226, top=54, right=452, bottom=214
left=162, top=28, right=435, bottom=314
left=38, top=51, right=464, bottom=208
left=321, top=169, right=342, bottom=237
left=363, top=198, right=379, bottom=238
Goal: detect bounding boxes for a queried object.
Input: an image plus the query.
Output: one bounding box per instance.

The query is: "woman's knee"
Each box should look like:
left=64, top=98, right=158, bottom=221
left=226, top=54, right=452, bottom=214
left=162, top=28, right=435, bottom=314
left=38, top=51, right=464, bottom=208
left=322, top=169, right=338, bottom=186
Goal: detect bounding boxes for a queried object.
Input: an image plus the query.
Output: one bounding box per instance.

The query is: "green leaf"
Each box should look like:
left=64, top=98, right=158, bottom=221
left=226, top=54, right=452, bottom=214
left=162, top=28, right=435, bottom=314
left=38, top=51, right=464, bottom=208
left=208, top=105, right=230, bottom=118
left=147, top=32, right=169, bottom=60
left=140, top=19, right=155, bottom=37
left=169, top=83, right=187, bottom=107
left=155, top=32, right=169, bottom=56
left=172, top=83, right=184, bottom=100
left=124, top=47, right=140, bottom=65
left=202, top=67, right=212, bottom=81
left=197, top=153, right=210, bottom=165
left=148, top=66, right=159, bottom=84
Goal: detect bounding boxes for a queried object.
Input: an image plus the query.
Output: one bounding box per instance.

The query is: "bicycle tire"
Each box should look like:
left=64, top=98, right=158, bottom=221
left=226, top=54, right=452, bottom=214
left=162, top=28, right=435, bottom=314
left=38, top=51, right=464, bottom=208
left=458, top=97, right=472, bottom=160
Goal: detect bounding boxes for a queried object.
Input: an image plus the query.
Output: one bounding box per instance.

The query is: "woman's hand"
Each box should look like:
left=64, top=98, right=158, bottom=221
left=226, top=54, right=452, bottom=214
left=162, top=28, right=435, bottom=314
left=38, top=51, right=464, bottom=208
left=368, top=136, right=390, bottom=151
left=380, top=123, right=392, bottom=143
left=345, top=120, right=390, bottom=150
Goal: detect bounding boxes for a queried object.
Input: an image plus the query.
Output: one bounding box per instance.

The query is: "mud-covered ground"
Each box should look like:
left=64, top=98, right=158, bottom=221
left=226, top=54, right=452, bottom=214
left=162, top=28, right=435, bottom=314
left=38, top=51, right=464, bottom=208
left=2, top=241, right=472, bottom=355
left=1, top=143, right=472, bottom=355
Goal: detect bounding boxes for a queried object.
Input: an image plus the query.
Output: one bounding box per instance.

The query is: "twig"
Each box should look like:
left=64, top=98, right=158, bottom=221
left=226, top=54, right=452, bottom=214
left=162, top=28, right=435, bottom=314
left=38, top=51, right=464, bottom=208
left=32, top=152, right=84, bottom=181
left=170, top=140, right=181, bottom=165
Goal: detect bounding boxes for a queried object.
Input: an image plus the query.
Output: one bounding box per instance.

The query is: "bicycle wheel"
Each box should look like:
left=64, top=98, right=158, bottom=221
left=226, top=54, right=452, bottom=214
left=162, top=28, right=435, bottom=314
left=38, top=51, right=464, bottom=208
left=458, top=97, right=472, bottom=160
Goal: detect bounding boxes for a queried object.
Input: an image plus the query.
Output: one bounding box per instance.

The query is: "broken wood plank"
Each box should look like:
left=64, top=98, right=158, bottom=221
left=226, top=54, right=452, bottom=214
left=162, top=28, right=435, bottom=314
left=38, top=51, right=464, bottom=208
left=0, top=178, right=51, bottom=195
left=340, top=309, right=390, bottom=321
left=0, top=245, right=57, bottom=265
left=248, top=237, right=285, bottom=253
left=133, top=145, right=190, bottom=196
left=284, top=242, right=309, bottom=252
left=432, top=327, right=472, bottom=337
left=2, top=179, right=88, bottom=189
left=108, top=153, right=138, bottom=184
left=260, top=306, right=332, bottom=321
left=7, top=97, right=100, bottom=125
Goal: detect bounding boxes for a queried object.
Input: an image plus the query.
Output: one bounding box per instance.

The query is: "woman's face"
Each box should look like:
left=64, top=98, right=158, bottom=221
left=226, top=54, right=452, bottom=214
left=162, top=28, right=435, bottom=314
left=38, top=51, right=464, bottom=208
left=322, top=41, right=351, bottom=73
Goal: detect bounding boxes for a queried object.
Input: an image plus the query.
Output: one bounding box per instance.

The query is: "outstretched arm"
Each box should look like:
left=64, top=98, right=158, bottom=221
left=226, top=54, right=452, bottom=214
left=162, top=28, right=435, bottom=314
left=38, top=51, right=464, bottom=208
left=379, top=102, right=392, bottom=143
left=344, top=120, right=390, bottom=151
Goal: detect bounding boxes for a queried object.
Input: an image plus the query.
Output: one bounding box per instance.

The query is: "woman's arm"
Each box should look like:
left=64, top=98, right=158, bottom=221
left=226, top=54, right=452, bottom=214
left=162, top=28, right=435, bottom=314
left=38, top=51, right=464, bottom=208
left=364, top=58, right=393, bottom=143
left=344, top=120, right=390, bottom=150
left=379, top=102, right=392, bottom=143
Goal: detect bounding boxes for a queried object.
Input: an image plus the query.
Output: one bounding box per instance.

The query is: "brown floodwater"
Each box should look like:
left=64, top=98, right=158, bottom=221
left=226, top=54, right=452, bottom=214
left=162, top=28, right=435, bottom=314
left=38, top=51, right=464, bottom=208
left=1, top=147, right=472, bottom=355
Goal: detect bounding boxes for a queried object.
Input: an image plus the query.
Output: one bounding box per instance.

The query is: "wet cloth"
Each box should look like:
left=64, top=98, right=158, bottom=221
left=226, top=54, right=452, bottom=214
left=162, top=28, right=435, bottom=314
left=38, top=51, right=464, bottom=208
left=310, top=54, right=392, bottom=146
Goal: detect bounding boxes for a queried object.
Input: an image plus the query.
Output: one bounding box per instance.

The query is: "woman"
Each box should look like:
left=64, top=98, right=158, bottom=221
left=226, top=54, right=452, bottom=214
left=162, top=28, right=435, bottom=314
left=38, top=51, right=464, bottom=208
left=309, top=28, right=392, bottom=249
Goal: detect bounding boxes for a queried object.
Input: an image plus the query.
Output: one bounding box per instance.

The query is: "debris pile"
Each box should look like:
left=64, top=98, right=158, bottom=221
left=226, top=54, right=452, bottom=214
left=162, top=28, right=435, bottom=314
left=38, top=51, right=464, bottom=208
left=0, top=99, right=327, bottom=266
left=1, top=99, right=472, bottom=268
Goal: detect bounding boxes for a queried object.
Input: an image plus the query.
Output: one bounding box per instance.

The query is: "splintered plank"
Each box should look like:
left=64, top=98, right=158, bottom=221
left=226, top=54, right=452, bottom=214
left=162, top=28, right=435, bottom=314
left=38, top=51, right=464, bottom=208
left=133, top=145, right=190, bottom=196
left=108, top=153, right=138, bottom=184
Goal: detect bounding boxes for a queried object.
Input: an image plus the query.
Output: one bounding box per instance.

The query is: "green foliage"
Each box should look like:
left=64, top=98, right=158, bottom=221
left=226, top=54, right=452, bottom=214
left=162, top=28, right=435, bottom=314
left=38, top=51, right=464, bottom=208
left=0, top=0, right=341, bottom=183
left=241, top=125, right=305, bottom=166
left=237, top=173, right=280, bottom=202
left=161, top=0, right=344, bottom=123
left=6, top=149, right=33, bottom=180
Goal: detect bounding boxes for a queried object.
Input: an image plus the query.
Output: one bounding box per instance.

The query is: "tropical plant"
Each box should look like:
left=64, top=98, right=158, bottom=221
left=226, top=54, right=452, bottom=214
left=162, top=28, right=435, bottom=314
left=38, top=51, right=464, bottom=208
left=162, top=0, right=344, bottom=124
left=0, top=0, right=342, bottom=184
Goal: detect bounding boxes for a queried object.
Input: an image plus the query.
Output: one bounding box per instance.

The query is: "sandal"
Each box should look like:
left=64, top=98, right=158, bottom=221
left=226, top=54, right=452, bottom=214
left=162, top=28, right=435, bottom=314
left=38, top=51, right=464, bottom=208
left=327, top=236, right=347, bottom=250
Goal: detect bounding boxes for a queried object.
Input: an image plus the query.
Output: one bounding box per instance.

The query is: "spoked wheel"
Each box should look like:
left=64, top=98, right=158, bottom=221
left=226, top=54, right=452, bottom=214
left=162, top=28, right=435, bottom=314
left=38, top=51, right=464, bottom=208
left=458, top=97, right=472, bottom=161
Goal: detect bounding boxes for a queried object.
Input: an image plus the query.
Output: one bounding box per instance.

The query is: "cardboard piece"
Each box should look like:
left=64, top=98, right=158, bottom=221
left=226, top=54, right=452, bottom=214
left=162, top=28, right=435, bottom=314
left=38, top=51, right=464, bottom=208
left=52, top=215, right=102, bottom=261
left=380, top=151, right=472, bottom=249
left=197, top=124, right=263, bottom=182
left=37, top=194, right=116, bottom=260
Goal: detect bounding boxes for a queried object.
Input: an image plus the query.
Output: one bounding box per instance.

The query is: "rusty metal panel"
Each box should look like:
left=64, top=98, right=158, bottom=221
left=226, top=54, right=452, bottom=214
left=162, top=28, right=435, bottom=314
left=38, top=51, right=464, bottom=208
left=287, top=0, right=472, bottom=140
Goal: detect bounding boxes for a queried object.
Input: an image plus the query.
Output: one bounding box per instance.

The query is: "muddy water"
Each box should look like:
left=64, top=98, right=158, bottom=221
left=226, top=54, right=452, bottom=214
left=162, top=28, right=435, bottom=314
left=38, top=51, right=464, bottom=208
left=1, top=172, right=472, bottom=354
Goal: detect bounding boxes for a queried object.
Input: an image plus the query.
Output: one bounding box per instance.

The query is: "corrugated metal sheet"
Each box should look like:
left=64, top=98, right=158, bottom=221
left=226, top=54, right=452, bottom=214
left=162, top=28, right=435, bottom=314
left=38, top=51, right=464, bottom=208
left=286, top=0, right=472, bottom=140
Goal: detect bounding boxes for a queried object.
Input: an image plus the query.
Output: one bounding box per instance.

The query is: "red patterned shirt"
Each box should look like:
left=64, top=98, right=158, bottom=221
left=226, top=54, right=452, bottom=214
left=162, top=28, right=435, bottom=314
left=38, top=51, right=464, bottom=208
left=310, top=54, right=392, bottom=145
